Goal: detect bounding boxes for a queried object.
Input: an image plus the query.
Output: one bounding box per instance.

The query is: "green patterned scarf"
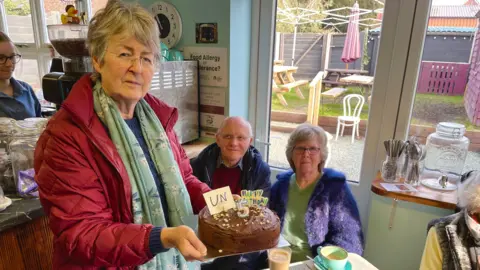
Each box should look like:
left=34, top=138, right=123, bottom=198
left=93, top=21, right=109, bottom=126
left=93, top=81, right=198, bottom=270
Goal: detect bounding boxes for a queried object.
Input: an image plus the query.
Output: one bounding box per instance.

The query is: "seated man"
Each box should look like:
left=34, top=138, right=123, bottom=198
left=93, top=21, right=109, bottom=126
left=191, top=116, right=271, bottom=270
left=420, top=170, right=480, bottom=270
left=191, top=116, right=271, bottom=196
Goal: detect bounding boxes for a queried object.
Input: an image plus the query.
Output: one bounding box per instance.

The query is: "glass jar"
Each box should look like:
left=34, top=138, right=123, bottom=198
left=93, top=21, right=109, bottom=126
left=424, top=122, right=470, bottom=183
left=9, top=120, right=42, bottom=197
left=405, top=159, right=420, bottom=186
left=0, top=117, right=15, bottom=151
left=24, top=117, right=48, bottom=131
left=381, top=156, right=398, bottom=182
left=0, top=118, right=15, bottom=193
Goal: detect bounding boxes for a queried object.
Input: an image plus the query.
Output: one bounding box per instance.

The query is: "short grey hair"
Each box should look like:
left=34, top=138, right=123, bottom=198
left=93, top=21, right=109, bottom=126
left=216, top=116, right=253, bottom=137
left=286, top=123, right=329, bottom=172
left=458, top=170, right=480, bottom=213
left=87, top=0, right=160, bottom=81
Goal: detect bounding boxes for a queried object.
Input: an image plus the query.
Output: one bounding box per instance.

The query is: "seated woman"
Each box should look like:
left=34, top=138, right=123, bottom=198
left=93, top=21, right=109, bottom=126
left=0, top=31, right=41, bottom=120
left=34, top=1, right=211, bottom=269
left=420, top=170, right=480, bottom=270
left=269, top=123, right=364, bottom=263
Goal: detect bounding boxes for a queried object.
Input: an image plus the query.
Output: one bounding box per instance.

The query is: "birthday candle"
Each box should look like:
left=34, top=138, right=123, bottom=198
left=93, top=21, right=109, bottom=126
left=262, top=197, right=269, bottom=207
left=246, top=191, right=253, bottom=205
left=255, top=190, right=263, bottom=205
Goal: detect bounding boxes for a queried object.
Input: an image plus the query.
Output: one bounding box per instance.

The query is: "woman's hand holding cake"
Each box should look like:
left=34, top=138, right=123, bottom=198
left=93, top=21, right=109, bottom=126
left=161, top=225, right=207, bottom=261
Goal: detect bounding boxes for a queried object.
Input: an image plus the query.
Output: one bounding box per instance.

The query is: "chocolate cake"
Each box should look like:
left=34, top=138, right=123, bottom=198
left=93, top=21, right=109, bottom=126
left=198, top=205, right=281, bottom=254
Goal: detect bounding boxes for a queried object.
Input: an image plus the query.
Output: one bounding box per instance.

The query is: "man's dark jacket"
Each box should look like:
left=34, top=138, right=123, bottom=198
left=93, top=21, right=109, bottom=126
left=190, top=143, right=271, bottom=197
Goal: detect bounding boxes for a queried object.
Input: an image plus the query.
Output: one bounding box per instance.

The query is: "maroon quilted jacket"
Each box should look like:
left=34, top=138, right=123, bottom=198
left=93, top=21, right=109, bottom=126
left=34, top=75, right=210, bottom=269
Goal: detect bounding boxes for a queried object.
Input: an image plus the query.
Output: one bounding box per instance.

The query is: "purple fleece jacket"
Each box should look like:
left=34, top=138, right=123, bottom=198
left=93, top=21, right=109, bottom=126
left=269, top=168, right=364, bottom=256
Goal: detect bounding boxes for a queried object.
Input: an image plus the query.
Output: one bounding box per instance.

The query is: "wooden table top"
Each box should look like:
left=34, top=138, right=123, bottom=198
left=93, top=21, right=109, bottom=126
left=325, top=68, right=369, bottom=74
left=273, top=65, right=298, bottom=73
left=339, top=75, right=374, bottom=85
left=371, top=172, right=457, bottom=210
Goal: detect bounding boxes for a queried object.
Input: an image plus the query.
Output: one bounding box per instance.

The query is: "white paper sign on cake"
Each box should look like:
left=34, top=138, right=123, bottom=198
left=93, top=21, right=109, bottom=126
left=203, top=186, right=236, bottom=215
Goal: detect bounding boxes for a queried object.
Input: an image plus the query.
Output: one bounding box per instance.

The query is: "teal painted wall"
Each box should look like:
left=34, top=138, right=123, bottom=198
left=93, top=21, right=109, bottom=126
left=364, top=195, right=453, bottom=270
left=134, top=0, right=250, bottom=119
left=134, top=0, right=230, bottom=49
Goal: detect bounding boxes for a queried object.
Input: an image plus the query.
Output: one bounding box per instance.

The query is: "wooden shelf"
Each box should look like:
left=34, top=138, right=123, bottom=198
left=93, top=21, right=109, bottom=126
left=371, top=172, right=457, bottom=210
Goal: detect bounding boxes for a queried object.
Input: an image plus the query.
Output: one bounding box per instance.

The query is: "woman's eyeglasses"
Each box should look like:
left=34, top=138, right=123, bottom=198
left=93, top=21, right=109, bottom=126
left=106, top=51, right=154, bottom=71
left=0, top=54, right=22, bottom=65
left=293, top=146, right=321, bottom=155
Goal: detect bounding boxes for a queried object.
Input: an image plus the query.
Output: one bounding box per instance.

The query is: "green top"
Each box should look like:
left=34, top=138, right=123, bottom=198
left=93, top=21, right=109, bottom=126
left=281, top=174, right=318, bottom=263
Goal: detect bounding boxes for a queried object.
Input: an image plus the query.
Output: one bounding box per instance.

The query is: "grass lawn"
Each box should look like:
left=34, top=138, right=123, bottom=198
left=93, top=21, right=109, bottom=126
left=271, top=86, right=480, bottom=131
left=411, top=93, right=480, bottom=131
left=271, top=86, right=369, bottom=119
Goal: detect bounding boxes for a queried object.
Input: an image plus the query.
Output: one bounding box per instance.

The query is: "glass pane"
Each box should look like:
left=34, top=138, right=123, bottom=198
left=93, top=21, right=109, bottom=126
left=408, top=2, right=480, bottom=188
left=14, top=58, right=41, bottom=91
left=44, top=1, right=65, bottom=25
left=5, top=0, right=34, bottom=43
left=269, top=1, right=385, bottom=181
left=91, top=0, right=109, bottom=16
left=44, top=1, right=71, bottom=42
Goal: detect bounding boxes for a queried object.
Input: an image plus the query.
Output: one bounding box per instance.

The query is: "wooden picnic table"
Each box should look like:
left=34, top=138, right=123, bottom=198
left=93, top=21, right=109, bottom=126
left=340, top=74, right=374, bottom=85
left=339, top=74, right=375, bottom=99
left=273, top=59, right=285, bottom=66
left=325, top=68, right=369, bottom=75
left=273, top=65, right=298, bottom=84
left=272, top=65, right=308, bottom=106
left=323, top=69, right=369, bottom=89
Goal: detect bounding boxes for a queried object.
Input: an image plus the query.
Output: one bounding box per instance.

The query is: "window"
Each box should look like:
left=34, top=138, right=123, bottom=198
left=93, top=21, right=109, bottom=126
left=4, top=0, right=34, bottom=43
left=0, top=0, right=109, bottom=101
left=266, top=0, right=386, bottom=182
left=251, top=0, right=424, bottom=229
left=91, top=0, right=108, bottom=16
left=43, top=0, right=68, bottom=43
left=14, top=58, right=41, bottom=90
left=399, top=2, right=480, bottom=187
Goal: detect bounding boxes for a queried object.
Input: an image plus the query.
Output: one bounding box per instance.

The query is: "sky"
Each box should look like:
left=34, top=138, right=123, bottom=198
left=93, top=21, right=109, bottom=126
left=432, top=0, right=467, bottom=5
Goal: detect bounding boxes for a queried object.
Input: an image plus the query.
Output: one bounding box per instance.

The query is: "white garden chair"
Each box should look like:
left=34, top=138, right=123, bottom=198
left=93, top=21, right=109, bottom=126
left=335, top=94, right=365, bottom=144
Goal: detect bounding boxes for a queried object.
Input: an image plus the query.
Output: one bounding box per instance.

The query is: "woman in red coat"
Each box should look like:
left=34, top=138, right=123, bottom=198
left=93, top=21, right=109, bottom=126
left=34, top=1, right=211, bottom=269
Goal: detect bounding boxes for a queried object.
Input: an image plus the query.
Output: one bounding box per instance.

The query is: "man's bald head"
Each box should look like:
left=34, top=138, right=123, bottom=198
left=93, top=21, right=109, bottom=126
left=215, top=116, right=254, bottom=167
left=216, top=116, right=253, bottom=137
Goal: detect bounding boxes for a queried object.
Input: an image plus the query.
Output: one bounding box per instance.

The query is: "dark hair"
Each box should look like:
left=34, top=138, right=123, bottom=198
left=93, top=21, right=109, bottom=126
left=65, top=5, right=75, bottom=13
left=0, top=32, right=12, bottom=43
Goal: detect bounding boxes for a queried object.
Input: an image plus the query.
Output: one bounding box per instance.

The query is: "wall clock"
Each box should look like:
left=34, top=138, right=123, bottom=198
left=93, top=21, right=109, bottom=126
left=150, top=1, right=182, bottom=49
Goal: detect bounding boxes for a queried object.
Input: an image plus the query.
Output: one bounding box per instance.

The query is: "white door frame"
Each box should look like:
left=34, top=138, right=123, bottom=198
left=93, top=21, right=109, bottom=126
left=249, top=0, right=277, bottom=158
left=249, top=0, right=430, bottom=234
left=395, top=0, right=433, bottom=140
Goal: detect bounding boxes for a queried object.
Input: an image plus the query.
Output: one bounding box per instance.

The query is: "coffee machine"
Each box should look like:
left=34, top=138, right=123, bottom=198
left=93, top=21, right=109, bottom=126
left=42, top=24, right=92, bottom=107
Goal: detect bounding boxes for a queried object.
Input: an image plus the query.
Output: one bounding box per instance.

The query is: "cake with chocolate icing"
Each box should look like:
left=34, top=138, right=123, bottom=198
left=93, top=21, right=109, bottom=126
left=198, top=204, right=281, bottom=254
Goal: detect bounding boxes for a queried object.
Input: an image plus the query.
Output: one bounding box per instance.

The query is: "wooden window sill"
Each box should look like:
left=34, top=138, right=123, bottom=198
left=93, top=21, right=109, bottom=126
left=370, top=172, right=457, bottom=210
